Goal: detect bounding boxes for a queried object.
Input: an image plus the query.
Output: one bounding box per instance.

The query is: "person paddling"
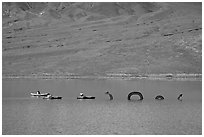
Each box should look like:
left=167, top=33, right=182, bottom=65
left=80, top=92, right=84, bottom=97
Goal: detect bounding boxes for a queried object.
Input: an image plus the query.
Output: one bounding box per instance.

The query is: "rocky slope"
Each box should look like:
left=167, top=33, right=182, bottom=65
left=2, top=2, right=202, bottom=78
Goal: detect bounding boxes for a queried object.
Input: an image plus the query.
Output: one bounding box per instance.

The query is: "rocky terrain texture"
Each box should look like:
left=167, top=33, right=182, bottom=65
left=2, top=2, right=202, bottom=79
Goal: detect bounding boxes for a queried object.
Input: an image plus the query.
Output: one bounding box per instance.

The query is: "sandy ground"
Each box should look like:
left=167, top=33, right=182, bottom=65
left=2, top=2, right=202, bottom=78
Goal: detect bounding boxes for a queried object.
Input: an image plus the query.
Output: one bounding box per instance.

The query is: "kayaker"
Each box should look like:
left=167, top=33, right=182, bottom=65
left=47, top=94, right=52, bottom=99
left=37, top=91, right=40, bottom=94
left=80, top=92, right=84, bottom=97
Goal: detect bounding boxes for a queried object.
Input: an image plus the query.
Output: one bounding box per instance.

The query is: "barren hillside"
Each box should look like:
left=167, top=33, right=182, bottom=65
left=2, top=2, right=202, bottom=78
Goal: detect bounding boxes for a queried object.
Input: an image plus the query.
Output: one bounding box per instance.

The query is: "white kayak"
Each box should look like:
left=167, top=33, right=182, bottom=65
left=30, top=92, right=50, bottom=96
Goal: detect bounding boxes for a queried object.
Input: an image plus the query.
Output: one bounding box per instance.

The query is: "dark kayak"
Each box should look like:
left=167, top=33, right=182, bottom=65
left=51, top=96, right=62, bottom=99
left=43, top=96, right=62, bottom=99
left=77, top=96, right=95, bottom=99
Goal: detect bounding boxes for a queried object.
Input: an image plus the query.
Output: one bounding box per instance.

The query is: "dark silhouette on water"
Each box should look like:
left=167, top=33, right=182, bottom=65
left=77, top=92, right=95, bottom=99
left=43, top=94, right=62, bottom=99
left=105, top=91, right=113, bottom=100
left=155, top=95, right=164, bottom=100
left=127, top=91, right=143, bottom=101
left=177, top=93, right=183, bottom=101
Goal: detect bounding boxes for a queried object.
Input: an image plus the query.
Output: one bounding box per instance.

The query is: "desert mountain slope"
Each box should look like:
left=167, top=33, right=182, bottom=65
left=2, top=2, right=202, bottom=78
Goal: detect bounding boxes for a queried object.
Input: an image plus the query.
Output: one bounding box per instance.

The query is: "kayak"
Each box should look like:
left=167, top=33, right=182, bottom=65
left=77, top=96, right=95, bottom=99
left=31, top=92, right=50, bottom=96
left=43, top=96, right=62, bottom=99
left=51, top=96, right=62, bottom=99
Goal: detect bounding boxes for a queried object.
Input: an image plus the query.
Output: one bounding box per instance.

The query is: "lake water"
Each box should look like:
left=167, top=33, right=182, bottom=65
left=2, top=78, right=202, bottom=135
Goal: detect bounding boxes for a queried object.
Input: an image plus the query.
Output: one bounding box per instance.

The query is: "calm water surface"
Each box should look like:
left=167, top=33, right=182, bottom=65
left=2, top=79, right=202, bottom=135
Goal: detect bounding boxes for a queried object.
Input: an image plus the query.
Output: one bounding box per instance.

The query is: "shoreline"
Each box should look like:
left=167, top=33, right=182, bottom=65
left=2, top=73, right=202, bottom=81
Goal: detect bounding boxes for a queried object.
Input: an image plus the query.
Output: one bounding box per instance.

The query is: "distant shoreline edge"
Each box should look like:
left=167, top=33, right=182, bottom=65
left=2, top=73, right=202, bottom=81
